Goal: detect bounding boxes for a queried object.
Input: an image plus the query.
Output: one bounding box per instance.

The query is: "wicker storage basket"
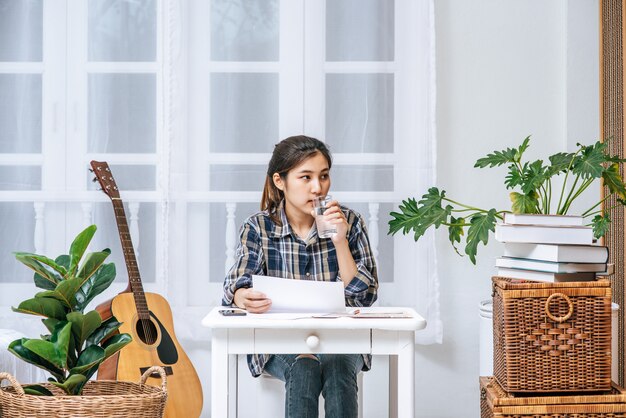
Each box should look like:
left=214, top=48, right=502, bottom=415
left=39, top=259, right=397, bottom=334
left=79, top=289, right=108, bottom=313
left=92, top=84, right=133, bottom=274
left=480, top=376, right=626, bottom=417
left=493, top=276, right=612, bottom=393
left=0, top=366, right=167, bottom=418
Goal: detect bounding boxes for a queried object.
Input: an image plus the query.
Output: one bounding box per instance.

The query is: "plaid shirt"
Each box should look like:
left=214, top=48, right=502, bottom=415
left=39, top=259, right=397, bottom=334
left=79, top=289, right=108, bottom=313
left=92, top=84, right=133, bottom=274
left=222, top=202, right=379, bottom=377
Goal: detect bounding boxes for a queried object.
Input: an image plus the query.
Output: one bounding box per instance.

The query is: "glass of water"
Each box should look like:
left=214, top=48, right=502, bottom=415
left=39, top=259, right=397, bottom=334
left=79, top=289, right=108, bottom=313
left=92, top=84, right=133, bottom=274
left=313, top=195, right=337, bottom=238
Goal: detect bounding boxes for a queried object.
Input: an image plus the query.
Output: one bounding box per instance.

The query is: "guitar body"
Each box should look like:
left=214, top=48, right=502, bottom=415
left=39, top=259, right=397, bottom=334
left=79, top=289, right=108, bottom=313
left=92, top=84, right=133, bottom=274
left=98, top=292, right=203, bottom=418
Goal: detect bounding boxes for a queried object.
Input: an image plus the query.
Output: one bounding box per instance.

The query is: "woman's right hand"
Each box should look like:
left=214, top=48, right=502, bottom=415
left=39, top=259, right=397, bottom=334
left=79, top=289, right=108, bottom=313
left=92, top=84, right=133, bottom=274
left=233, top=288, right=272, bottom=313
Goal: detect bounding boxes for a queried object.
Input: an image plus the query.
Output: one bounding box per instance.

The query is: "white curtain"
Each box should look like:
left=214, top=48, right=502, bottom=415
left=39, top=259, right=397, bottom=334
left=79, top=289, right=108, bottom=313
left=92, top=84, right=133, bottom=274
left=0, top=1, right=440, bottom=410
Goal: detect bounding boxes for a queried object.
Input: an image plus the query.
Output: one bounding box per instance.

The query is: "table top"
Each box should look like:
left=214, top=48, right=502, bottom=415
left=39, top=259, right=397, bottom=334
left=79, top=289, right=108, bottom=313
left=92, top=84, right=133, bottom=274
left=202, top=307, right=426, bottom=331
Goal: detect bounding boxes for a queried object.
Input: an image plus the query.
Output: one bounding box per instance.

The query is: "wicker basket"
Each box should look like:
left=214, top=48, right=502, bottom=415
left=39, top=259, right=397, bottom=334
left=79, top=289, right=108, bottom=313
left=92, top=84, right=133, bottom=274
left=480, top=376, right=626, bottom=417
left=493, top=276, right=612, bottom=393
left=0, top=366, right=167, bottom=418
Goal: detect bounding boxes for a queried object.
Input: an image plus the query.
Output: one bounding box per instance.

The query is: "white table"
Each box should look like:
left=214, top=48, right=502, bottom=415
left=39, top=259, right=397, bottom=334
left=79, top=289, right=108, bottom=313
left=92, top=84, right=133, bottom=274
left=202, top=307, right=426, bottom=418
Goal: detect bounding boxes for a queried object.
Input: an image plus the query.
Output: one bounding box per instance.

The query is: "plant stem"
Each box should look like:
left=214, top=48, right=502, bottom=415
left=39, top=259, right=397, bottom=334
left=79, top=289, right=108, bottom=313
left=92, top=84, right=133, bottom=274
left=442, top=197, right=490, bottom=212
left=582, top=194, right=613, bottom=217
left=559, top=173, right=581, bottom=215
left=583, top=205, right=620, bottom=218
left=556, top=149, right=581, bottom=213
left=547, top=179, right=552, bottom=213
left=562, top=177, right=595, bottom=214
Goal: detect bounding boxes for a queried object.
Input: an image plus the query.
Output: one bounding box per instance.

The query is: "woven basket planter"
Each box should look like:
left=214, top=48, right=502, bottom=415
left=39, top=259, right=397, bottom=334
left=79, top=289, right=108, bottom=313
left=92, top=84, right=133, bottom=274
left=492, top=276, right=612, bottom=393
left=0, top=366, right=167, bottom=418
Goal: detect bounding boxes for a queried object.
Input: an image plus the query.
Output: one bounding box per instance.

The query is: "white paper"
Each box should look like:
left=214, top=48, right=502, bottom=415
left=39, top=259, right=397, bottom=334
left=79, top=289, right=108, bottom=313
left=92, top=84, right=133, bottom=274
left=252, top=275, right=346, bottom=313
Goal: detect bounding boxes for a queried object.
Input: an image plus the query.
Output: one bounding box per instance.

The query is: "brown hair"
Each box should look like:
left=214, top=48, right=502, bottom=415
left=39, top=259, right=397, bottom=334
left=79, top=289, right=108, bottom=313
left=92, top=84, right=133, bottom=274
left=261, top=135, right=332, bottom=224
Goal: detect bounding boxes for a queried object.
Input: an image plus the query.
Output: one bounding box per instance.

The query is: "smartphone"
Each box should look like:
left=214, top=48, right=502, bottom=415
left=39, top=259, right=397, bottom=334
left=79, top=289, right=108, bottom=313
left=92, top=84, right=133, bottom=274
left=219, top=309, right=247, bottom=316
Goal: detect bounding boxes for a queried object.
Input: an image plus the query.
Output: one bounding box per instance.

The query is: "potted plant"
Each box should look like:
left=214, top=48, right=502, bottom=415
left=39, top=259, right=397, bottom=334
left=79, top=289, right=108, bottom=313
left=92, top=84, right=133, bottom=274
left=7, top=224, right=132, bottom=396
left=388, top=137, right=626, bottom=263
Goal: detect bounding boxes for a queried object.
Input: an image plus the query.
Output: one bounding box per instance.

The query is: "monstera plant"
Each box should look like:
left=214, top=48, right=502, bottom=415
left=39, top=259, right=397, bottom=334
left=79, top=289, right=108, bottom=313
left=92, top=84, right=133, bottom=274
left=389, top=137, right=626, bottom=264
left=8, top=225, right=132, bottom=396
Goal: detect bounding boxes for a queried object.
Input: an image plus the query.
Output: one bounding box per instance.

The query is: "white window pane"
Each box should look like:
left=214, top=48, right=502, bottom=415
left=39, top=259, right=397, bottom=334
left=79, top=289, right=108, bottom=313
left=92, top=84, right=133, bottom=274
left=87, top=164, right=155, bottom=191
left=210, top=165, right=265, bottom=191
left=0, top=203, right=35, bottom=283
left=0, top=74, right=41, bottom=153
left=88, top=74, right=156, bottom=153
left=326, top=74, right=394, bottom=153
left=0, top=166, right=41, bottom=190
left=88, top=0, right=157, bottom=62
left=211, top=0, right=279, bottom=62
left=330, top=165, right=393, bottom=192
left=326, top=0, right=394, bottom=62
left=0, top=0, right=42, bottom=62
left=210, top=73, right=278, bottom=152
left=92, top=202, right=156, bottom=284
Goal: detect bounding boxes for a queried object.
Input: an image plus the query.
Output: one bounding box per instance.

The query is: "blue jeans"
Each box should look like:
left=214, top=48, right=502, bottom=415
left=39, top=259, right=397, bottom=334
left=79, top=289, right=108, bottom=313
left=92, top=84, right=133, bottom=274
left=263, top=353, right=364, bottom=418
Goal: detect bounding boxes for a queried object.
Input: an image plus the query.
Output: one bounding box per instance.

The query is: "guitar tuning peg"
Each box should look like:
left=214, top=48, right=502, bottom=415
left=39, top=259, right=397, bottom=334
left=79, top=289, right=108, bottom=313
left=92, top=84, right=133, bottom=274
left=91, top=177, right=98, bottom=183
left=88, top=168, right=94, bottom=173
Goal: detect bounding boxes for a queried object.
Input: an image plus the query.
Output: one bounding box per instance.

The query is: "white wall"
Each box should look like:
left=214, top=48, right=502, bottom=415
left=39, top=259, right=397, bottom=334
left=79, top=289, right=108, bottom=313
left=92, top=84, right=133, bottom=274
left=423, top=1, right=599, bottom=417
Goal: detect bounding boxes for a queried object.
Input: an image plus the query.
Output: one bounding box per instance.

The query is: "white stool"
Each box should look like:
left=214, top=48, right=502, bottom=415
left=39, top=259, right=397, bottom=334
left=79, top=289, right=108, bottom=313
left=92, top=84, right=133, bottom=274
left=257, top=372, right=364, bottom=418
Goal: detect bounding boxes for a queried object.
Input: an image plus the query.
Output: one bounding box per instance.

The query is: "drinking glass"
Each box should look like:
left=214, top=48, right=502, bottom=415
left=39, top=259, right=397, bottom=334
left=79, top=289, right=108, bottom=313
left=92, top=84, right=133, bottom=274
left=313, top=195, right=337, bottom=238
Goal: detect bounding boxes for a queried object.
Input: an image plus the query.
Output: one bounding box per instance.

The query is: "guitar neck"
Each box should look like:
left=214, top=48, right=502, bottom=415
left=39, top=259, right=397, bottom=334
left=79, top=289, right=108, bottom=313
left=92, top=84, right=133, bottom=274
left=112, top=199, right=150, bottom=319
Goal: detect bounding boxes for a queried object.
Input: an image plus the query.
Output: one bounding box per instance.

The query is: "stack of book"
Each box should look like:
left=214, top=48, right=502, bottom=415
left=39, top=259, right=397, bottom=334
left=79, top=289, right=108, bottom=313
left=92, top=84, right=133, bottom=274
left=494, top=213, right=610, bottom=282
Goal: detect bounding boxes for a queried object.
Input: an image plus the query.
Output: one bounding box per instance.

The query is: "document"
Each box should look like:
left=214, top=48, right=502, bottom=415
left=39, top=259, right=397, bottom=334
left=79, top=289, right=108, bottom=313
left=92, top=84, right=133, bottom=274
left=252, top=275, right=346, bottom=313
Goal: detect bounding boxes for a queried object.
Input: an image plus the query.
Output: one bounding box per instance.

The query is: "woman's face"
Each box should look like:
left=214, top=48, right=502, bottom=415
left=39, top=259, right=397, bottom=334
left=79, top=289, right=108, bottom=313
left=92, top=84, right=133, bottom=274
left=274, top=151, right=331, bottom=218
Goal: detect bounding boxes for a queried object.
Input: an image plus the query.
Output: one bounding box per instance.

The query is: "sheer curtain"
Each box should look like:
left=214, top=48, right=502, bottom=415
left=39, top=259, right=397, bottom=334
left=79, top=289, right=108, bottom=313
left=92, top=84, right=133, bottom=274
left=0, top=1, right=438, bottom=413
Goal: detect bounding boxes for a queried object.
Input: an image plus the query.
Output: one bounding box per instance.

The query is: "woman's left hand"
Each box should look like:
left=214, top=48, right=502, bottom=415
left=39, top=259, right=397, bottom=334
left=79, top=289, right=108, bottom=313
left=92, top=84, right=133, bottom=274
left=322, top=200, right=348, bottom=244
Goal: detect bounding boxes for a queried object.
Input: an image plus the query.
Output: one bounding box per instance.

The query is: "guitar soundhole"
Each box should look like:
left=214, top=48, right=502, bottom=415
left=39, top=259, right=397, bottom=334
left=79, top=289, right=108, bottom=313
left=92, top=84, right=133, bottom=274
left=136, top=318, right=158, bottom=345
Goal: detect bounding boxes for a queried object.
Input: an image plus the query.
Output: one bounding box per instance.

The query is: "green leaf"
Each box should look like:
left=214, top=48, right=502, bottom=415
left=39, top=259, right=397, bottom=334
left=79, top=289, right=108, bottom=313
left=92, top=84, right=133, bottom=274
left=474, top=148, right=518, bottom=168
left=448, top=216, right=464, bottom=256
left=23, top=322, right=72, bottom=369
left=75, top=263, right=116, bottom=312
left=102, top=333, right=132, bottom=359
left=55, top=255, right=71, bottom=271
left=42, top=318, right=61, bottom=334
left=23, top=385, right=54, bottom=396
left=76, top=250, right=111, bottom=283
left=13, top=297, right=66, bottom=320
left=464, top=209, right=497, bottom=265
left=67, top=311, right=102, bottom=350
left=50, top=374, right=87, bottom=396
left=33, top=273, right=58, bottom=291
left=514, top=135, right=531, bottom=162
left=69, top=345, right=105, bottom=375
left=388, top=188, right=453, bottom=241
left=7, top=338, right=64, bottom=381
left=509, top=191, right=539, bottom=214
left=14, top=253, right=63, bottom=289
left=68, top=225, right=97, bottom=275
left=602, top=163, right=626, bottom=200
left=547, top=152, right=576, bottom=175
left=591, top=214, right=611, bottom=239
left=520, top=160, right=547, bottom=195
left=572, top=142, right=606, bottom=179
left=504, top=164, right=524, bottom=189
left=86, top=317, right=123, bottom=348
left=389, top=197, right=420, bottom=236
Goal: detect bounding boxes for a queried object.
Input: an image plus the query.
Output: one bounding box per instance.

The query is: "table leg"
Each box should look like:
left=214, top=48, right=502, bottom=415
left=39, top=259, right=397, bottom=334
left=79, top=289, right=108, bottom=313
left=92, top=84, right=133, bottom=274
left=212, top=329, right=229, bottom=418
left=397, top=332, right=415, bottom=418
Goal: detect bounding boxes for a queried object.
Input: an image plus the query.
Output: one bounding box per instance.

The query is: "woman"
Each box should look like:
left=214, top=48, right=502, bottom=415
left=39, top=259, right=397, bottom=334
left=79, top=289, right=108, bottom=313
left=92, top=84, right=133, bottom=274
left=222, top=135, right=378, bottom=418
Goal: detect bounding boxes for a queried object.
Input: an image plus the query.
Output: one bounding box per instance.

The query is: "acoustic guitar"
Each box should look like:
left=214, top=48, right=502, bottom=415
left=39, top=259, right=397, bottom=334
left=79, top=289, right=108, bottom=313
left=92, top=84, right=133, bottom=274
left=91, top=160, right=203, bottom=418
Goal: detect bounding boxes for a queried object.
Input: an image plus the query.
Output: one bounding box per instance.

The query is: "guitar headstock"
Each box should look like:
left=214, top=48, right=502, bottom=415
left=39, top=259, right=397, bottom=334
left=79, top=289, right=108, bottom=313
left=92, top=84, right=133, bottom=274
left=90, top=160, right=120, bottom=199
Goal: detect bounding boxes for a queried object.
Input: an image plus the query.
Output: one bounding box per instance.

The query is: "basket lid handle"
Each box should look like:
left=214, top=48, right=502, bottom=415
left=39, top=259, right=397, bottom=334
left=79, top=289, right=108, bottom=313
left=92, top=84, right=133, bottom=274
left=139, top=366, right=167, bottom=393
left=545, top=293, right=574, bottom=323
left=0, top=372, right=25, bottom=395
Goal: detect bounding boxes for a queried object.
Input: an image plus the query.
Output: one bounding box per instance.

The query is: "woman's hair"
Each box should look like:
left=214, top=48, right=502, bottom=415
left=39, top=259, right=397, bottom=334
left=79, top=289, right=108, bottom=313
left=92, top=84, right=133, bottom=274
left=261, top=135, right=332, bottom=224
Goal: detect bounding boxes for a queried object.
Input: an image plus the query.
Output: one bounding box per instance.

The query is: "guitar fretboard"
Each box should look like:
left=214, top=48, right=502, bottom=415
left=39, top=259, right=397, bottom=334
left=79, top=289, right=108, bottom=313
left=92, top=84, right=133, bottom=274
left=112, top=199, right=150, bottom=319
